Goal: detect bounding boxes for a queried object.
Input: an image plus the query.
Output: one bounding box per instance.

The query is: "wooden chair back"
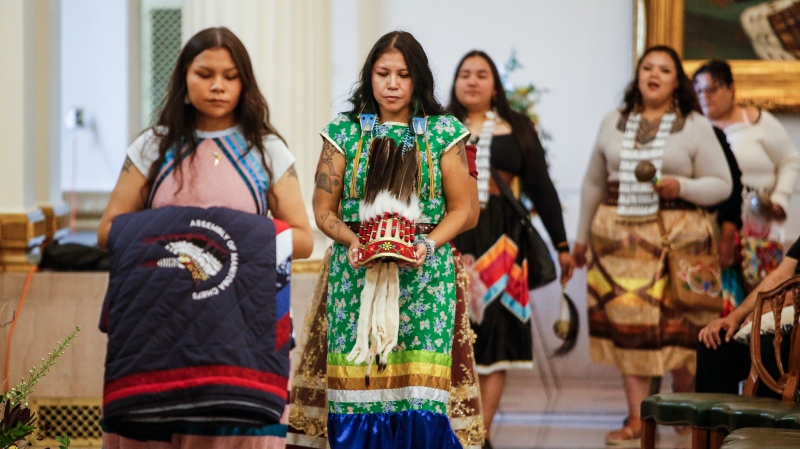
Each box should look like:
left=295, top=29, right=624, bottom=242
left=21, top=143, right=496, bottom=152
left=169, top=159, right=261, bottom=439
left=745, top=274, right=800, bottom=401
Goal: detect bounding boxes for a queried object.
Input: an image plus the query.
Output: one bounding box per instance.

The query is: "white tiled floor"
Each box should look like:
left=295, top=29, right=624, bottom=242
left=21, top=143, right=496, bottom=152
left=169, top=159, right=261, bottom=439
left=489, top=373, right=691, bottom=449
left=288, top=266, right=691, bottom=449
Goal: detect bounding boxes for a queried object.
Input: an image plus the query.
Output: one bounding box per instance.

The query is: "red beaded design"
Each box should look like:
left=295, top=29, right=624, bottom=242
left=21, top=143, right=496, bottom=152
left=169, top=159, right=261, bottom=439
left=358, top=213, right=417, bottom=264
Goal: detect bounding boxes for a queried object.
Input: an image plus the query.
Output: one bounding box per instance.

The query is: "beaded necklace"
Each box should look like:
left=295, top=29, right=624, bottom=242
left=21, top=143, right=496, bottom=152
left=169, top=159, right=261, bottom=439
left=468, top=110, right=496, bottom=209
left=616, top=111, right=676, bottom=220
left=370, top=120, right=416, bottom=155
left=351, top=114, right=435, bottom=199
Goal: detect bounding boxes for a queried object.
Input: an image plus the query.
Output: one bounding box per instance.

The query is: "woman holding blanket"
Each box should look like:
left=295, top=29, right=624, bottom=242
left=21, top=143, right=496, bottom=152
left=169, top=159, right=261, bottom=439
left=97, top=27, right=312, bottom=448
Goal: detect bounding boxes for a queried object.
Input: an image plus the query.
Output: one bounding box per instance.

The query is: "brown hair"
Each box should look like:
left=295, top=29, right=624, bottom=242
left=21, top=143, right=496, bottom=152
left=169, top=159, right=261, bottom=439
left=345, top=30, right=446, bottom=124
left=145, top=27, right=282, bottom=200
left=621, top=45, right=701, bottom=116
left=446, top=50, right=537, bottom=154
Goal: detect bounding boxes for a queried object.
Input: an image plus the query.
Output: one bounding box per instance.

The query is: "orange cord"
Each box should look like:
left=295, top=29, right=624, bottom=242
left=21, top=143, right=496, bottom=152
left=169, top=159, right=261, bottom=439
left=4, top=266, right=38, bottom=392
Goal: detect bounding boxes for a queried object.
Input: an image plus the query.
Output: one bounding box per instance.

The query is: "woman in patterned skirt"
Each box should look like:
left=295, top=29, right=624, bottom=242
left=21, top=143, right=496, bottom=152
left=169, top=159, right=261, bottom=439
left=312, top=31, right=478, bottom=448
left=287, top=149, right=486, bottom=449
left=286, top=247, right=486, bottom=449
left=573, top=46, right=732, bottom=445
left=447, top=50, right=574, bottom=447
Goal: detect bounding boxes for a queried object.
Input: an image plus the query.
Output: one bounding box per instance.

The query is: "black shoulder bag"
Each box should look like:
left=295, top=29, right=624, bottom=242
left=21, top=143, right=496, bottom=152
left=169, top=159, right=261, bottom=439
left=490, top=167, right=557, bottom=289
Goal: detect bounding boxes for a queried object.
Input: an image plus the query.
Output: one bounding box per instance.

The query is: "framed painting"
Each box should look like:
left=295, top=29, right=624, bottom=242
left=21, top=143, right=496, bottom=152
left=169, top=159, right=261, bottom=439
left=635, top=0, right=800, bottom=112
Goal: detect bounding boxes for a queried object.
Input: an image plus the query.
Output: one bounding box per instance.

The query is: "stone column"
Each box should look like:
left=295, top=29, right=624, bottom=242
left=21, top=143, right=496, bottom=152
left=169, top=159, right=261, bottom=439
left=182, top=0, right=332, bottom=210
left=36, top=1, right=70, bottom=245
left=357, top=0, right=383, bottom=62
left=0, top=0, right=63, bottom=271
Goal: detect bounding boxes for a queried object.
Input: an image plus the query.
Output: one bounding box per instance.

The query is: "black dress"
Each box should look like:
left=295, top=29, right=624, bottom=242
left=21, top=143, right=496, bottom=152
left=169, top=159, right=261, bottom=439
left=452, top=125, right=568, bottom=373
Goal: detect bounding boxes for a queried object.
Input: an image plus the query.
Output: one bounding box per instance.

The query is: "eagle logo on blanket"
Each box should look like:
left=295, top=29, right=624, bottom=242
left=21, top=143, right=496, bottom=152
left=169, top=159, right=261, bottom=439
left=100, top=206, right=292, bottom=433
left=139, top=219, right=242, bottom=300
left=144, top=230, right=229, bottom=283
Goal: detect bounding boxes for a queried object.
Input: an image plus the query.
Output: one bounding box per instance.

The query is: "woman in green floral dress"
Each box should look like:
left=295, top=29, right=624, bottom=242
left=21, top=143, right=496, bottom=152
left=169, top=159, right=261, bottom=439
left=312, top=31, right=478, bottom=449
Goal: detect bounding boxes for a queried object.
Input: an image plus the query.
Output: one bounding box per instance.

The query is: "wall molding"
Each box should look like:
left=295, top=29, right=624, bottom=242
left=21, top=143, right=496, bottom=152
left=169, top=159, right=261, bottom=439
left=0, top=209, right=47, bottom=271
left=40, top=202, right=71, bottom=243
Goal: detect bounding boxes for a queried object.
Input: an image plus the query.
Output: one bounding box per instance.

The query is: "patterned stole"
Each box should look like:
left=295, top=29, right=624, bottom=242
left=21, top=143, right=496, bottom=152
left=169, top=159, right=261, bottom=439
left=616, top=112, right=675, bottom=220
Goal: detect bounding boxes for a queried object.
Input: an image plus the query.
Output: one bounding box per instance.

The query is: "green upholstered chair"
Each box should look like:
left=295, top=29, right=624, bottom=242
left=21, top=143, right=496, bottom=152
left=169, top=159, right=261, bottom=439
left=640, top=394, right=770, bottom=449
left=641, top=275, right=800, bottom=449
left=706, top=400, right=800, bottom=447
left=776, top=409, right=800, bottom=429
left=720, top=428, right=800, bottom=449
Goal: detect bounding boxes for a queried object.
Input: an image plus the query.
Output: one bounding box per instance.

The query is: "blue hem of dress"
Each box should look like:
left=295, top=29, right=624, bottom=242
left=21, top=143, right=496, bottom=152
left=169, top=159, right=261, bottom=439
left=328, top=409, right=462, bottom=449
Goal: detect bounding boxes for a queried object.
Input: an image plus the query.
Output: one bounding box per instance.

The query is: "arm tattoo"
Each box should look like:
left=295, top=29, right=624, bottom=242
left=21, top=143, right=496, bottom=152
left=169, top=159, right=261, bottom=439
left=121, top=157, right=134, bottom=174
left=315, top=173, right=339, bottom=194
left=315, top=141, right=342, bottom=193
left=319, top=141, right=340, bottom=176
left=286, top=165, right=298, bottom=179
left=315, top=141, right=350, bottom=244
left=456, top=140, right=468, bottom=168
left=318, top=210, right=346, bottom=243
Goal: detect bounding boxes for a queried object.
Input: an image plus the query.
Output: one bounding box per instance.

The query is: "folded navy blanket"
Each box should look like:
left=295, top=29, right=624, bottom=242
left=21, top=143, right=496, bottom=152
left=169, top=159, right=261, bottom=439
left=100, top=206, right=292, bottom=432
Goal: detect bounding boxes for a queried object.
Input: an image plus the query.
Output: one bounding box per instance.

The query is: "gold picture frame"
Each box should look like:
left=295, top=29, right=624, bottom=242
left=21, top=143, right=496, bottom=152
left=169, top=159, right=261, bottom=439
left=635, top=0, right=800, bottom=113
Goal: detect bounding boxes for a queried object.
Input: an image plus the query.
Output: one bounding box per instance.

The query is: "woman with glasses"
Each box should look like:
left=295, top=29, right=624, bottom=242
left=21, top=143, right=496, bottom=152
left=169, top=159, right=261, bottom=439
left=693, top=60, right=800, bottom=305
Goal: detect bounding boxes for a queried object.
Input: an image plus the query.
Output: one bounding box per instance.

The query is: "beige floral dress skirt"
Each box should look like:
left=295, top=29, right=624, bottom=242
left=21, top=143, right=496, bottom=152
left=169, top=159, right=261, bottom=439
left=587, top=199, right=720, bottom=377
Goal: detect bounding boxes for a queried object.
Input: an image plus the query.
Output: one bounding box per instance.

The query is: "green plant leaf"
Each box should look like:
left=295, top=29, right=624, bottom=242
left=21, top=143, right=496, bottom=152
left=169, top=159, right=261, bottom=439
left=57, top=434, right=71, bottom=448
left=0, top=421, right=37, bottom=445
left=4, top=327, right=80, bottom=408
left=1, top=328, right=79, bottom=447
left=502, top=49, right=552, bottom=149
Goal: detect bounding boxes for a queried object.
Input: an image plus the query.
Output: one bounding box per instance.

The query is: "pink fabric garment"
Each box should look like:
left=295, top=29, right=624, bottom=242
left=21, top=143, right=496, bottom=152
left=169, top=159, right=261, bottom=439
left=150, top=138, right=263, bottom=214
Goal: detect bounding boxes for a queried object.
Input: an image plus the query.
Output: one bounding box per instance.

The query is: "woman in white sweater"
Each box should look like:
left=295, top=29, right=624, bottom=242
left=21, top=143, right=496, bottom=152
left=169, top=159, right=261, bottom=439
left=573, top=46, right=732, bottom=445
left=694, top=59, right=800, bottom=296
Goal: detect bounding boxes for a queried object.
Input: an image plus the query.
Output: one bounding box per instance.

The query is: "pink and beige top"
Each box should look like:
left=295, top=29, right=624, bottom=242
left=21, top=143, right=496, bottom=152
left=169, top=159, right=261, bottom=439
left=126, top=126, right=295, bottom=215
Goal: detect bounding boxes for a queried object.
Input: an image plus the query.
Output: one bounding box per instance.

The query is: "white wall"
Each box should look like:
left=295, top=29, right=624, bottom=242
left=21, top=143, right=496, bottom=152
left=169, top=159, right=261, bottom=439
left=60, top=0, right=800, bottom=243
left=60, top=0, right=129, bottom=192
left=330, top=0, right=361, bottom=115
left=332, top=0, right=635, bottom=244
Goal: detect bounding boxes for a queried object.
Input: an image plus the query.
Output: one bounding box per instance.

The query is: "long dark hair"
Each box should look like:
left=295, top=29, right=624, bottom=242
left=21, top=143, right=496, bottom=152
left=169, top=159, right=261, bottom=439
left=146, top=27, right=281, bottom=198
left=345, top=31, right=446, bottom=125
left=621, top=45, right=701, bottom=116
left=692, top=59, right=734, bottom=86
left=446, top=50, right=536, bottom=153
